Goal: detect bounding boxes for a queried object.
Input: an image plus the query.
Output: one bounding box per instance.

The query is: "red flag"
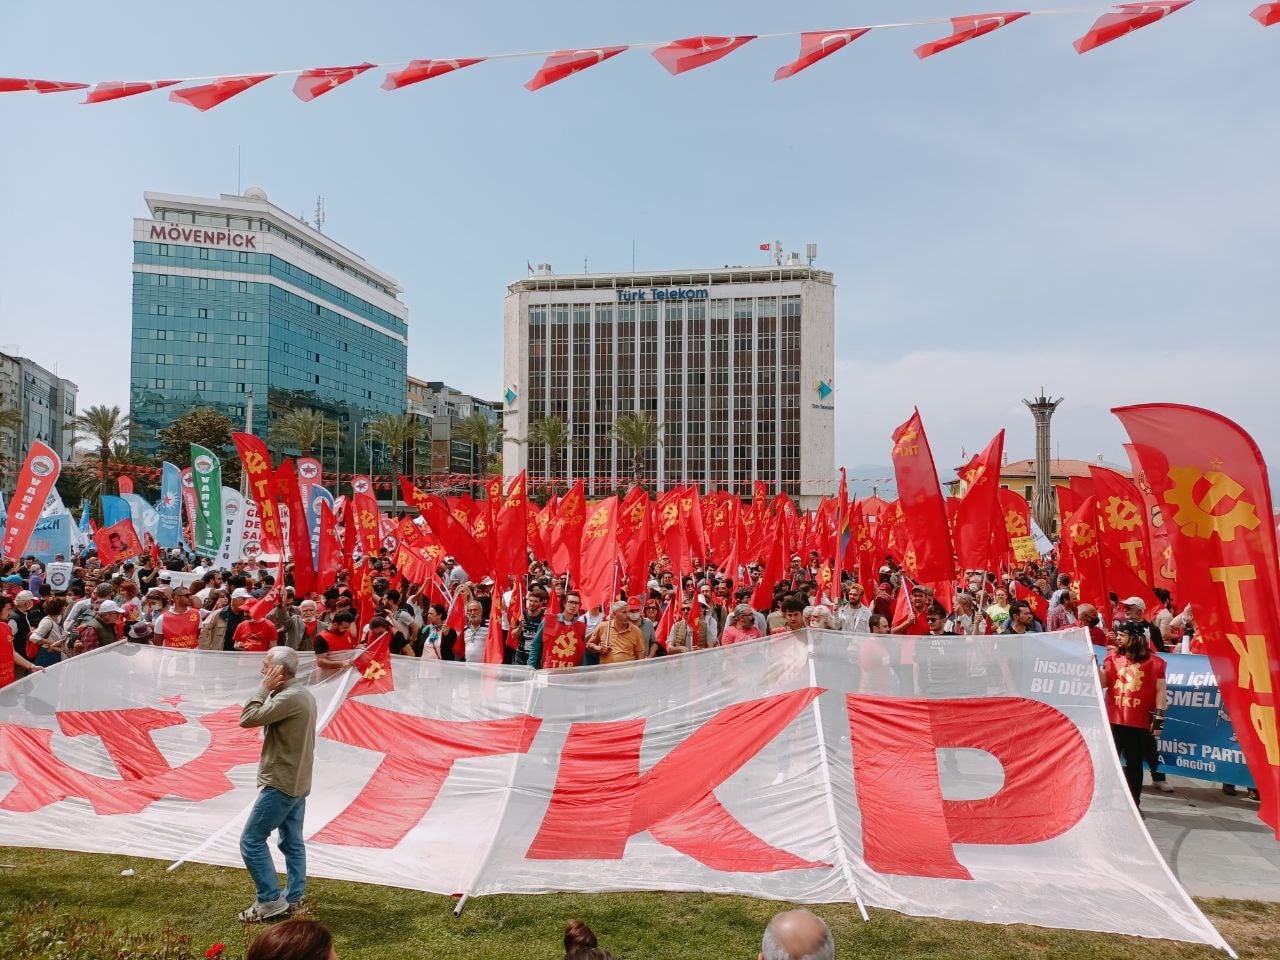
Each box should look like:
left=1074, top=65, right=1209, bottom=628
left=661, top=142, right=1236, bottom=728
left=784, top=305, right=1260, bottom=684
left=2, top=441, right=62, bottom=560
left=1062, top=497, right=1112, bottom=627
left=382, top=58, right=484, bottom=90
left=94, top=519, right=142, bottom=566
left=1013, top=581, right=1047, bottom=624
left=540, top=588, right=588, bottom=669
left=233, top=433, right=284, bottom=556
left=1123, top=443, right=1177, bottom=593
left=180, top=467, right=197, bottom=551
left=1090, top=465, right=1153, bottom=587
left=316, top=498, right=342, bottom=591
left=682, top=487, right=706, bottom=562
left=774, top=29, right=870, bottom=80
left=578, top=497, right=619, bottom=610
left=493, top=471, right=529, bottom=583
left=293, top=62, right=374, bottom=101
left=618, top=486, right=653, bottom=596
left=751, top=524, right=786, bottom=612
left=953, top=431, right=1005, bottom=571
left=652, top=36, right=755, bottom=76
left=168, top=74, right=275, bottom=111
left=446, top=590, right=467, bottom=636
left=350, top=629, right=394, bottom=696
left=547, top=481, right=587, bottom=580
left=483, top=600, right=508, bottom=665
left=759, top=242, right=772, bottom=251
left=419, top=494, right=492, bottom=584
left=275, top=461, right=316, bottom=598
left=83, top=80, right=179, bottom=103
left=1254, top=3, right=1280, bottom=27
left=655, top=488, right=689, bottom=575
left=525, top=47, right=627, bottom=91
left=350, top=477, right=383, bottom=559
left=998, top=487, right=1032, bottom=565
left=653, top=596, right=678, bottom=652
left=891, top=578, right=914, bottom=630
left=914, top=12, right=1028, bottom=59
left=1074, top=2, right=1192, bottom=55
left=1115, top=403, right=1280, bottom=835
left=890, top=410, right=956, bottom=584
left=0, top=78, right=88, bottom=94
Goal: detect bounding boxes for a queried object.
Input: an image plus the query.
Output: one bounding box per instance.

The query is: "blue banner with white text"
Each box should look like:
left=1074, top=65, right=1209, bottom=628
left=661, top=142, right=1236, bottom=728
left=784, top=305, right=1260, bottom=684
left=156, top=462, right=183, bottom=549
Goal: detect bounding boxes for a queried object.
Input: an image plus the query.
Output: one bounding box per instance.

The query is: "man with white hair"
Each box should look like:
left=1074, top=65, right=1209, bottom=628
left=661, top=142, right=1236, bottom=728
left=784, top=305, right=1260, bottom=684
left=237, top=646, right=317, bottom=922
left=760, top=909, right=834, bottom=960
left=585, top=600, right=646, bottom=664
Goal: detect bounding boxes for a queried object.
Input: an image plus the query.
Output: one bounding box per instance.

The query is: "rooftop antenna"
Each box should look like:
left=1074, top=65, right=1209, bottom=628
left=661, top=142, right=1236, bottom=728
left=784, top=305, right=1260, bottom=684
left=314, top=195, right=326, bottom=234
left=773, top=239, right=783, bottom=267
left=805, top=242, right=818, bottom=266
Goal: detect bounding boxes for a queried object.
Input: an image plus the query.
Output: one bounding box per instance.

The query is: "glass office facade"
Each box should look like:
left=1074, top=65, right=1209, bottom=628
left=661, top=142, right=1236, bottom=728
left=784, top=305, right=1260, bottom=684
left=130, top=224, right=407, bottom=457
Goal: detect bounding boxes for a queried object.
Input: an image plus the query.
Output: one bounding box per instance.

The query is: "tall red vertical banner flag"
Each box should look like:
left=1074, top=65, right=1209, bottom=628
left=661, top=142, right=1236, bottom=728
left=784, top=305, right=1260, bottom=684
left=1, top=440, right=61, bottom=559
left=316, top=498, right=342, bottom=591
left=578, top=496, right=619, bottom=611
left=953, top=431, right=1005, bottom=572
left=1114, top=403, right=1280, bottom=836
left=350, top=477, right=383, bottom=559
left=275, top=460, right=316, bottom=598
left=232, top=433, right=284, bottom=556
left=890, top=410, right=956, bottom=584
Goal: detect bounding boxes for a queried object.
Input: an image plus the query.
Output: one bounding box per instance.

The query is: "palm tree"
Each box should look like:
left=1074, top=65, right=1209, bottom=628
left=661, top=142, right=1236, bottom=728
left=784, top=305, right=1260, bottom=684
left=366, top=413, right=426, bottom=511
left=613, top=411, right=660, bottom=488
left=454, top=412, right=503, bottom=492
left=526, top=415, right=570, bottom=483
left=269, top=407, right=344, bottom=458
left=68, top=405, right=130, bottom=501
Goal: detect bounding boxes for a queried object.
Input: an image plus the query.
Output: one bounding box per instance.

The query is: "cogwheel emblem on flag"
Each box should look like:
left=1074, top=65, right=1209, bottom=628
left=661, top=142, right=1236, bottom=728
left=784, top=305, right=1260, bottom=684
left=1004, top=510, right=1028, bottom=537
left=1104, top=496, right=1143, bottom=532
left=1163, top=466, right=1260, bottom=542
left=363, top=659, right=386, bottom=681
left=1070, top=521, right=1095, bottom=548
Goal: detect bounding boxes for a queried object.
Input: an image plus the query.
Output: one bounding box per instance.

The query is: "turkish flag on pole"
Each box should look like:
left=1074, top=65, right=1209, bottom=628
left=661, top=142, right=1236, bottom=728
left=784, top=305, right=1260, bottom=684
left=382, top=58, right=485, bottom=90
left=1254, top=3, right=1280, bottom=27
left=525, top=47, right=627, bottom=91
left=953, top=431, right=1005, bottom=571
left=578, top=497, right=619, bottom=611
left=774, top=29, right=869, bottom=80
left=293, top=63, right=374, bottom=101
left=890, top=410, right=956, bottom=585
left=83, top=80, right=179, bottom=104
left=0, top=77, right=88, bottom=94
left=914, top=13, right=1028, bottom=60
left=652, top=36, right=755, bottom=76
left=1073, top=2, right=1193, bottom=55
left=169, top=74, right=275, bottom=111
left=759, top=242, right=772, bottom=251
left=1114, top=403, right=1280, bottom=836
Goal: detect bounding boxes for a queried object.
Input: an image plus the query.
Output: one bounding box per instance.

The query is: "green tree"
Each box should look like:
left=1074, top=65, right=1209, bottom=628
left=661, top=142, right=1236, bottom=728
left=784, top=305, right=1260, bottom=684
left=526, top=415, right=570, bottom=483
left=366, top=413, right=426, bottom=510
left=158, top=407, right=241, bottom=487
left=269, top=407, right=344, bottom=458
left=454, top=412, right=503, bottom=492
left=613, top=411, right=660, bottom=488
left=67, top=404, right=130, bottom=505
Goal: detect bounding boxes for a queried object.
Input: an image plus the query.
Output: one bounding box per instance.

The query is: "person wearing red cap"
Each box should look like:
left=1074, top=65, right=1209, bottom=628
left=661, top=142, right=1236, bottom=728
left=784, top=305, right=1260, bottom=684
left=234, top=595, right=281, bottom=652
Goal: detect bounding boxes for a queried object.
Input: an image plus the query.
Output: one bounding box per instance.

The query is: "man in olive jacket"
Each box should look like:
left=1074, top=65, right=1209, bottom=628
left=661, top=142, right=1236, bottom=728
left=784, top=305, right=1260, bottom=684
left=237, top=646, right=317, bottom=922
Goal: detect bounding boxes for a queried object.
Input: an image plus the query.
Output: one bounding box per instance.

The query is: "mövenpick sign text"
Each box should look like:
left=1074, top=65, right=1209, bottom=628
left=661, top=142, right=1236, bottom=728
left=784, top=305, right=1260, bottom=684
left=149, top=223, right=257, bottom=249
left=0, top=631, right=1228, bottom=951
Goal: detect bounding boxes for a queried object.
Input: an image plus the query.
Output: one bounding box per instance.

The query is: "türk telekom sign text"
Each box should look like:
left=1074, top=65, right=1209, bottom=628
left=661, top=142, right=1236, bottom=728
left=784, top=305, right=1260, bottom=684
left=148, top=222, right=257, bottom=249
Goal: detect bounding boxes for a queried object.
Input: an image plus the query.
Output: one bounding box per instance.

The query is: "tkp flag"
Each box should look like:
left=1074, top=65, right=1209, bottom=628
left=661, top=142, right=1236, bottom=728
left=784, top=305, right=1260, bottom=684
left=1, top=440, right=61, bottom=560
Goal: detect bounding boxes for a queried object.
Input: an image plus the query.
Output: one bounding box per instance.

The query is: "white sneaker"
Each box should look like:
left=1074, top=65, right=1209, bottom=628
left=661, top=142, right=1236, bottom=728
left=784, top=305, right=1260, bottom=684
left=1156, top=780, right=1174, bottom=793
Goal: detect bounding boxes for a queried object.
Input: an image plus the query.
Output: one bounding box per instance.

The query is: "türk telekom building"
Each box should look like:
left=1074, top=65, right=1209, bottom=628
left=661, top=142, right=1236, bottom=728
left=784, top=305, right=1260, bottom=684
left=503, top=264, right=835, bottom=507
left=130, top=188, right=408, bottom=458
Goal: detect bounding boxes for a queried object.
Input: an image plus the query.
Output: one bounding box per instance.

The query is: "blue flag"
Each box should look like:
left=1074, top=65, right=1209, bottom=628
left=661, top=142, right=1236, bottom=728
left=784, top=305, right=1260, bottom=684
left=78, top=499, right=92, bottom=535
left=101, top=494, right=131, bottom=529
left=156, top=462, right=183, bottom=549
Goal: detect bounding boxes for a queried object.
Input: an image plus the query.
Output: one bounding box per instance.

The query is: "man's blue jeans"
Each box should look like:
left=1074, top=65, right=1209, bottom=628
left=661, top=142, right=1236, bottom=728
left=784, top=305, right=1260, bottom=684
left=239, top=786, right=307, bottom=905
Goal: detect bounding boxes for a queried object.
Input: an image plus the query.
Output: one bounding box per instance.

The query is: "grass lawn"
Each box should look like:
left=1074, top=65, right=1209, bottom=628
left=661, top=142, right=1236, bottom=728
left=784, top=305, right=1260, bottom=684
left=1, top=847, right=1276, bottom=959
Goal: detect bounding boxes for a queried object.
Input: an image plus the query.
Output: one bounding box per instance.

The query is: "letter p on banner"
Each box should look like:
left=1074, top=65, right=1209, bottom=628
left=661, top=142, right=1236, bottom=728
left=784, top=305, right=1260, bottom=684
left=846, top=695, right=1094, bottom=879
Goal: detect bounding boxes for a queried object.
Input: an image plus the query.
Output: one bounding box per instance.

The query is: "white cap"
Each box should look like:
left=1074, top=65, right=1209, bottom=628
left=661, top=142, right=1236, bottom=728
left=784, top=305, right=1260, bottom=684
left=97, top=600, right=124, bottom=615
left=1120, top=596, right=1147, bottom=610
left=231, top=588, right=254, bottom=601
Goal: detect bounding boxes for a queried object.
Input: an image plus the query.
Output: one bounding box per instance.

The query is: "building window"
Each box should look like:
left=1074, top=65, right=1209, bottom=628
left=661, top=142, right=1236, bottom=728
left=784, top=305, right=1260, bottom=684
left=238, top=251, right=249, bottom=263
left=154, top=378, right=166, bottom=388
left=1024, top=485, right=1033, bottom=501
left=157, top=275, right=169, bottom=286
left=236, top=335, right=248, bottom=345
left=314, top=374, right=321, bottom=384
left=197, top=308, right=208, bottom=319
left=233, top=358, right=247, bottom=369
left=155, top=304, right=168, bottom=315
left=155, top=354, right=168, bottom=365
left=196, top=331, right=208, bottom=342
left=236, top=383, right=247, bottom=393
left=193, top=380, right=208, bottom=391
left=157, top=243, right=169, bottom=256
left=235, top=310, right=248, bottom=322
left=313, top=302, right=321, bottom=315
left=238, top=281, right=249, bottom=293
left=198, top=248, right=210, bottom=260
left=196, top=357, right=207, bottom=367
left=155, top=329, right=167, bottom=339
left=197, top=277, right=210, bottom=290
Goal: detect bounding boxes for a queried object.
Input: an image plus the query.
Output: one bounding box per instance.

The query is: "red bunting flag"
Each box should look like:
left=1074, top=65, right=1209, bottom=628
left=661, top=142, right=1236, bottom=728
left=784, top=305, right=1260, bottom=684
left=526, top=47, right=627, bottom=91
left=1254, top=3, right=1280, bottom=27
left=0, top=77, right=88, bottom=94
left=382, top=58, right=485, bottom=90
left=652, top=36, right=756, bottom=76
left=915, top=13, right=1028, bottom=60
left=84, top=80, right=179, bottom=104
left=169, top=74, right=275, bottom=111
left=774, top=29, right=870, bottom=80
left=1114, top=403, right=1280, bottom=836
left=293, top=63, right=374, bottom=101
left=1074, top=2, right=1193, bottom=55
left=578, top=497, right=619, bottom=611
left=890, top=409, right=956, bottom=584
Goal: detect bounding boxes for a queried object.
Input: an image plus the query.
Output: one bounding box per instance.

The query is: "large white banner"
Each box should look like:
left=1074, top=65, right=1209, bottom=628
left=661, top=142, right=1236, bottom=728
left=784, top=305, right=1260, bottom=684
left=0, top=630, right=1229, bottom=951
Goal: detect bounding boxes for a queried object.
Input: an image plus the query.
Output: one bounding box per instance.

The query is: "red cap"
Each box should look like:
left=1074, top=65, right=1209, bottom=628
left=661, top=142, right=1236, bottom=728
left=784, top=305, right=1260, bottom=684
left=627, top=596, right=642, bottom=610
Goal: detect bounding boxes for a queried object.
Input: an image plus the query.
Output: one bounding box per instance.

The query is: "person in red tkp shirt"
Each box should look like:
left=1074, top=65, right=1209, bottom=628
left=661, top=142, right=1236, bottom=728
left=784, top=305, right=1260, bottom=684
left=234, top=600, right=280, bottom=653
left=1099, top=622, right=1167, bottom=810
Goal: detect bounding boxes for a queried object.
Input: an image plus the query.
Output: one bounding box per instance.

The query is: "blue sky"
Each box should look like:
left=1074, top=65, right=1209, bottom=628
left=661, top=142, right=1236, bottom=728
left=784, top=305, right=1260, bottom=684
left=2, top=1, right=1277, bottom=479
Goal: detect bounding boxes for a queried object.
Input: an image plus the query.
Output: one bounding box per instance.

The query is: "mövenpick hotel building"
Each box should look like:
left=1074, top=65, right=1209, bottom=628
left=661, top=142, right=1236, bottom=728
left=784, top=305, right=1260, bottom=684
left=503, top=264, right=835, bottom=507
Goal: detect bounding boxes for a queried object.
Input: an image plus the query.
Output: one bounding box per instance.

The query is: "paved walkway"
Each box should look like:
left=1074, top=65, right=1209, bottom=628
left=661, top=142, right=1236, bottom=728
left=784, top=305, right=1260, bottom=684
left=1143, top=775, right=1280, bottom=901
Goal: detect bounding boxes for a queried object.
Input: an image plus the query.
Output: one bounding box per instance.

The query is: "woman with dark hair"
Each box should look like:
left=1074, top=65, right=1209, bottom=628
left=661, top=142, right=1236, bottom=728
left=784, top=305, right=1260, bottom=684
left=422, top=603, right=459, bottom=660
left=1099, top=624, right=1167, bottom=809
left=563, top=919, right=614, bottom=959
left=246, top=919, right=337, bottom=960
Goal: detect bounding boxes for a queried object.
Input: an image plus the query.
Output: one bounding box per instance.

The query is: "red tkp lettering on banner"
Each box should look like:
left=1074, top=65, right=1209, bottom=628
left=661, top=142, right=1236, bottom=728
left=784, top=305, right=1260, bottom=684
left=527, top=688, right=828, bottom=871
left=0, top=705, right=260, bottom=815
left=847, top=695, right=1094, bottom=879
left=312, top=699, right=541, bottom=848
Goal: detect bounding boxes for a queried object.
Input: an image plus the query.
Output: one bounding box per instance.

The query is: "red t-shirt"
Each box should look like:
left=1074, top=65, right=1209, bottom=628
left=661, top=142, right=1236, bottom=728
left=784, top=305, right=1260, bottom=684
left=0, top=622, right=15, bottom=689
left=1102, top=652, right=1166, bottom=728
left=232, top=619, right=277, bottom=652
left=162, top=608, right=201, bottom=650
left=316, top=628, right=356, bottom=655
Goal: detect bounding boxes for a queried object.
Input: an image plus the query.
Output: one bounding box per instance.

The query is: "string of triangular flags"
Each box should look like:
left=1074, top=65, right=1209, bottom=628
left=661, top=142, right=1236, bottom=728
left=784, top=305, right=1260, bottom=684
left=2, top=3, right=1274, bottom=112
